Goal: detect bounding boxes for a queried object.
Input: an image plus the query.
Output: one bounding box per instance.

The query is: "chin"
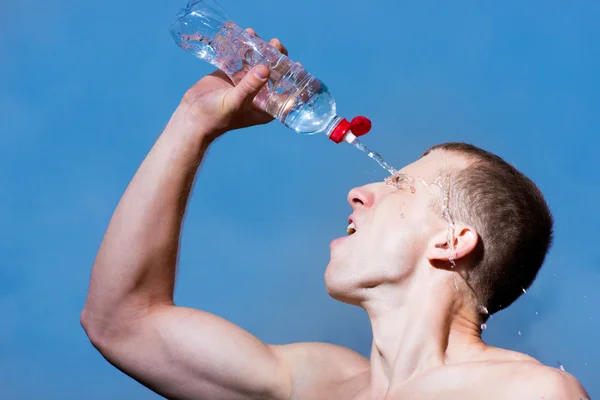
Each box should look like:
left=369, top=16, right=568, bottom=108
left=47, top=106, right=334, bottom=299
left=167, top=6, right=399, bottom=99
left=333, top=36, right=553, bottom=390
left=324, top=261, right=363, bottom=306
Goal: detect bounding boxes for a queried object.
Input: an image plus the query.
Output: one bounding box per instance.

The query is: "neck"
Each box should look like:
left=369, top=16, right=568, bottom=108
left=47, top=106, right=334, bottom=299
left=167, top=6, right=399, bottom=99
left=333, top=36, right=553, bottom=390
left=361, top=267, right=486, bottom=397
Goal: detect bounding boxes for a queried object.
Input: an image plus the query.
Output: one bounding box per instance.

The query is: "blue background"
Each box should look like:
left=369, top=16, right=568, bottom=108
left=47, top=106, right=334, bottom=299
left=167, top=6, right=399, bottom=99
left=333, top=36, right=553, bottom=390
left=1, top=0, right=598, bottom=398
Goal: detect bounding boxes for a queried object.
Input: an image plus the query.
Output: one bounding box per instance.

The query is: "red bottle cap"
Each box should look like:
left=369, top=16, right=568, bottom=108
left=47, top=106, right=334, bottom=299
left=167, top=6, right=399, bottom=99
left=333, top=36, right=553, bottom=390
left=350, top=116, right=372, bottom=136
left=329, top=116, right=372, bottom=143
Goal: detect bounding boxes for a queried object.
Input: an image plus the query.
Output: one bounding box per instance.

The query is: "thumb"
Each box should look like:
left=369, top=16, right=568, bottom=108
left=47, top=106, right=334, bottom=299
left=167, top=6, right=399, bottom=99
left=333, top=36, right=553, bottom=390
left=227, top=65, right=270, bottom=110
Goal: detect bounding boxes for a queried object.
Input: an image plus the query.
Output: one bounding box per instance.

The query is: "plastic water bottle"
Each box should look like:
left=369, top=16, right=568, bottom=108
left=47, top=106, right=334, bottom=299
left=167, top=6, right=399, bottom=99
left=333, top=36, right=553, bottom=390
left=169, top=0, right=371, bottom=144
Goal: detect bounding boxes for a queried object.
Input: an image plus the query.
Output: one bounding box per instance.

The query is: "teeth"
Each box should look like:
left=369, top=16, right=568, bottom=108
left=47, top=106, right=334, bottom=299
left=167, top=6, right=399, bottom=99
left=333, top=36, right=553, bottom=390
left=347, top=222, right=356, bottom=235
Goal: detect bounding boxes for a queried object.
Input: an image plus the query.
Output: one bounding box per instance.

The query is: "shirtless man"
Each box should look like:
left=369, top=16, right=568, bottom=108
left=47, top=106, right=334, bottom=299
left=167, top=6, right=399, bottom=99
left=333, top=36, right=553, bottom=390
left=81, top=34, right=589, bottom=399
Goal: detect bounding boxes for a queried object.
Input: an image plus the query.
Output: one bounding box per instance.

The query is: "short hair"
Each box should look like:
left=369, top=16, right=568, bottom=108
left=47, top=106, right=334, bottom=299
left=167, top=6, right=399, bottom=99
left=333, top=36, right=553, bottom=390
left=421, top=143, right=553, bottom=315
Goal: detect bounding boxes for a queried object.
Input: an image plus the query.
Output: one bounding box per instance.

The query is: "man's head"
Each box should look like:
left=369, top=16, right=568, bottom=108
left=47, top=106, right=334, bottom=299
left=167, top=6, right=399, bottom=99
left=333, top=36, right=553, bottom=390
left=325, top=143, right=553, bottom=316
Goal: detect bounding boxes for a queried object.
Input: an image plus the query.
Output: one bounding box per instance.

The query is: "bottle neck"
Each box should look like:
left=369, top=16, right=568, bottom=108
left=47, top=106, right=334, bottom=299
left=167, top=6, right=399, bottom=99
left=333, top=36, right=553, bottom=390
left=324, top=115, right=343, bottom=137
left=325, top=116, right=358, bottom=144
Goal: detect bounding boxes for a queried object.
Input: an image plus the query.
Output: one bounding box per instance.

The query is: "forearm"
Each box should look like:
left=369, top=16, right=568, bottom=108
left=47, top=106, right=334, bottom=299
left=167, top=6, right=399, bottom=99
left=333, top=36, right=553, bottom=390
left=83, top=109, right=215, bottom=328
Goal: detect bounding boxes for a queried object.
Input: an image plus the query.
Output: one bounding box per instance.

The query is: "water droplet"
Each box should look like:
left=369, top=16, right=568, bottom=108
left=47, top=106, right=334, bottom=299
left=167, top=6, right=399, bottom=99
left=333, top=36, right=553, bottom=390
left=535, top=312, right=539, bottom=315
left=477, top=305, right=489, bottom=315
left=584, top=295, right=588, bottom=299
left=449, top=259, right=457, bottom=269
left=480, top=323, right=487, bottom=331
left=556, top=361, right=565, bottom=372
left=400, top=213, right=405, bottom=219
left=517, top=330, right=521, bottom=336
left=522, top=288, right=527, bottom=294
left=553, top=273, right=557, bottom=277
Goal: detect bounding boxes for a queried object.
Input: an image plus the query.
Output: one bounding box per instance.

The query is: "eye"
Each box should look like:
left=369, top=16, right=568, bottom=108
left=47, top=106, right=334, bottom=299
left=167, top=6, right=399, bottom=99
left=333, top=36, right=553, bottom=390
left=385, top=175, right=400, bottom=186
left=385, top=173, right=416, bottom=193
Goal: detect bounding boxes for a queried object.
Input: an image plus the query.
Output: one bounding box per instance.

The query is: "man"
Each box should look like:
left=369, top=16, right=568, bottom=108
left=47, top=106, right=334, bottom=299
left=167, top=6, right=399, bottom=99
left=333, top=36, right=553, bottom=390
left=81, top=33, right=588, bottom=399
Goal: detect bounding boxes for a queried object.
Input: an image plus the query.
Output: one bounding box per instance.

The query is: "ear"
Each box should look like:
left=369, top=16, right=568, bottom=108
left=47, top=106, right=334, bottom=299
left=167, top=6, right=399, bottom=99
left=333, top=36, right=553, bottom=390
left=425, top=224, right=479, bottom=263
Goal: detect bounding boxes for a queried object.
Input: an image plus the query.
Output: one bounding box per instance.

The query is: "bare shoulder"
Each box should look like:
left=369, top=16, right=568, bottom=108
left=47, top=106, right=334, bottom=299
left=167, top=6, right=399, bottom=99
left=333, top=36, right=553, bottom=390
left=270, top=342, right=369, bottom=396
left=460, top=360, right=589, bottom=400
left=508, top=362, right=589, bottom=400
left=482, top=349, right=589, bottom=399
left=395, top=357, right=589, bottom=400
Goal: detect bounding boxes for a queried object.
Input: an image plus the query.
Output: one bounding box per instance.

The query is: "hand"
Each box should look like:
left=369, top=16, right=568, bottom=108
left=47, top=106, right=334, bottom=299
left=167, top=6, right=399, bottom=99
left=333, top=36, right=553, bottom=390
left=174, top=29, right=290, bottom=141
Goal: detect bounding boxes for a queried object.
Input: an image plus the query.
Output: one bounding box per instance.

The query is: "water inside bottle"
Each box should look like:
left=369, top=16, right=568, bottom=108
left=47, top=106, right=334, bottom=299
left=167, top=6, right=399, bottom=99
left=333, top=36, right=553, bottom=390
left=174, top=12, right=399, bottom=176
left=177, top=21, right=337, bottom=134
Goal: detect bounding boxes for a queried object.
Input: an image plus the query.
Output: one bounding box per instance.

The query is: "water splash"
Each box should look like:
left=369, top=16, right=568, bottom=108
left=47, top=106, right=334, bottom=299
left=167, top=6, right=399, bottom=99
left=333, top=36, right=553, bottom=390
left=434, top=173, right=461, bottom=293
left=385, top=172, right=416, bottom=193
left=480, top=323, right=487, bottom=331
left=449, top=259, right=459, bottom=291
left=385, top=170, right=463, bottom=294
left=433, top=173, right=456, bottom=255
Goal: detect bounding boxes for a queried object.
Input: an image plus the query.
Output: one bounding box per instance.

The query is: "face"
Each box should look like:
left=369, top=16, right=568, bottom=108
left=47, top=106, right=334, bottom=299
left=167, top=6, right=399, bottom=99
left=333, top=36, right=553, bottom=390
left=325, top=150, right=470, bottom=304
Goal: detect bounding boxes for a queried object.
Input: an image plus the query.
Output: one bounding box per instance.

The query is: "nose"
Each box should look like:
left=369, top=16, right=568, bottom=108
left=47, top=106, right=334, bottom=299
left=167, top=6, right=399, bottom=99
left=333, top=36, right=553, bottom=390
left=347, top=185, right=375, bottom=210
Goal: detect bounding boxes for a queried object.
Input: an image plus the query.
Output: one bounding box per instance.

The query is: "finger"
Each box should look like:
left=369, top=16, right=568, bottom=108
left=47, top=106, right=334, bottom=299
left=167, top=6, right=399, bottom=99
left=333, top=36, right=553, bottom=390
left=270, top=38, right=288, bottom=56
left=227, top=65, right=270, bottom=110
left=246, top=28, right=258, bottom=36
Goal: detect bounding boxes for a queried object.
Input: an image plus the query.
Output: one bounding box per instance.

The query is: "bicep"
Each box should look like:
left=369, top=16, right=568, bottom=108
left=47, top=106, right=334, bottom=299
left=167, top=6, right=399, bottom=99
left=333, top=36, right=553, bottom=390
left=97, top=305, right=291, bottom=400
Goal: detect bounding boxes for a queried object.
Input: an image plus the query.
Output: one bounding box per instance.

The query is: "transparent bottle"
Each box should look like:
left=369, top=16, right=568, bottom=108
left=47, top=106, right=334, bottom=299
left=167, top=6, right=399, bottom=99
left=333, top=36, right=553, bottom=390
left=169, top=0, right=371, bottom=144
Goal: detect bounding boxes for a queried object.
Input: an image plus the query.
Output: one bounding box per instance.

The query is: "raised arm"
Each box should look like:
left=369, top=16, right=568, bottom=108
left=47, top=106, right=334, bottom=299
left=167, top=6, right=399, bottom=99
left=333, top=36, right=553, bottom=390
left=81, top=58, right=293, bottom=400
